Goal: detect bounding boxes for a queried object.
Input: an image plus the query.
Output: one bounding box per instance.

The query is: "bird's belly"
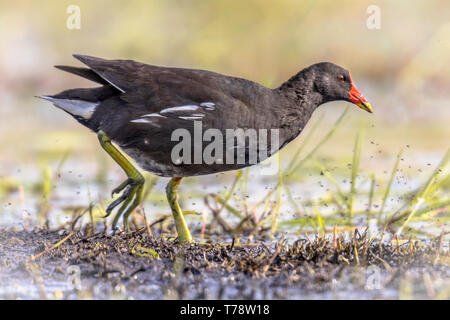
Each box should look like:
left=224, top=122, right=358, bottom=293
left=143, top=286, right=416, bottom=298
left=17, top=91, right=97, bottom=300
left=122, top=147, right=181, bottom=177
left=122, top=146, right=274, bottom=177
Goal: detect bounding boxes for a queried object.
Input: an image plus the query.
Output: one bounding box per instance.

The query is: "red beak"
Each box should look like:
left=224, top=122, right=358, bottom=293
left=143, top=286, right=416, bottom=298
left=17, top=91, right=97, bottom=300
left=348, top=73, right=373, bottom=113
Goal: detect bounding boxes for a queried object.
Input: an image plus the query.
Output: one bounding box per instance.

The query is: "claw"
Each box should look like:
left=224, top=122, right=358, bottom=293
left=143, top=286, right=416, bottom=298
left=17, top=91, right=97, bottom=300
left=104, top=184, right=133, bottom=218
left=111, top=178, right=132, bottom=197
left=111, top=188, right=135, bottom=229
left=122, top=184, right=144, bottom=230
left=105, top=178, right=144, bottom=230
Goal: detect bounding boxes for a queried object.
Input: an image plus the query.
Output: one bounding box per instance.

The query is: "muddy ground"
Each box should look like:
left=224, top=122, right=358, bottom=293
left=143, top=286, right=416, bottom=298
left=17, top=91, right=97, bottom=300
left=0, top=227, right=448, bottom=299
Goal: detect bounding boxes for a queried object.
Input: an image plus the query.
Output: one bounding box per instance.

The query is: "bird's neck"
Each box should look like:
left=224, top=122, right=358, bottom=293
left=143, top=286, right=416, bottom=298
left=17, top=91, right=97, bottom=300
left=277, top=67, right=324, bottom=110
left=274, top=68, right=325, bottom=132
left=264, top=69, right=325, bottom=150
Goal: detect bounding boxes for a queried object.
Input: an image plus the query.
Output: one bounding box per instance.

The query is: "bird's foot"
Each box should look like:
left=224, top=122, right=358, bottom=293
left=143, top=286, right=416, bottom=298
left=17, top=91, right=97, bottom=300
left=97, top=130, right=146, bottom=231
left=105, top=176, right=144, bottom=231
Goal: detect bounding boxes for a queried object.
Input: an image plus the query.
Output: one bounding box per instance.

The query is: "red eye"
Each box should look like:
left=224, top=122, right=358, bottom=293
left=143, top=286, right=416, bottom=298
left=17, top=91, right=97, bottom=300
left=338, top=75, right=345, bottom=82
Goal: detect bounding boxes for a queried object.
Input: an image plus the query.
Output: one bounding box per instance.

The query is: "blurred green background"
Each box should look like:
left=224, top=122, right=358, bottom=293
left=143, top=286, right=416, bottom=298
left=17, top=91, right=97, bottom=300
left=0, top=1, right=449, bottom=300
left=1, top=0, right=449, bottom=165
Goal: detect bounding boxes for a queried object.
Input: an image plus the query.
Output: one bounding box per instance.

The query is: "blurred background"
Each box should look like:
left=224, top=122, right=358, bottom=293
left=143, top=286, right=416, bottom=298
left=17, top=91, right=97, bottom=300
left=0, top=0, right=449, bottom=233
left=1, top=0, right=449, bottom=300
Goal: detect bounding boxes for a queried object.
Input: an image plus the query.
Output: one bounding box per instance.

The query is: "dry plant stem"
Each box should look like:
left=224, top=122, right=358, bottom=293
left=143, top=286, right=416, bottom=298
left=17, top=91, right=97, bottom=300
left=30, top=232, right=74, bottom=261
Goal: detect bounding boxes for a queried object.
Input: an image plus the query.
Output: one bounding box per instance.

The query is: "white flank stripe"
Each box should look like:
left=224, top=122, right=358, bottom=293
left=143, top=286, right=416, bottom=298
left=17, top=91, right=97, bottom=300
left=178, top=116, right=204, bottom=120
left=131, top=119, right=154, bottom=123
left=160, top=105, right=200, bottom=113
left=200, top=102, right=215, bottom=110
left=130, top=118, right=161, bottom=128
left=142, top=113, right=166, bottom=118
left=200, top=102, right=215, bottom=107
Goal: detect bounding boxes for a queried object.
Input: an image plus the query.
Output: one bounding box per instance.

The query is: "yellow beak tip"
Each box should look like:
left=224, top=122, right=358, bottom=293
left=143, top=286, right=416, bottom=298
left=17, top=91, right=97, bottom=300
left=358, top=102, right=373, bottom=113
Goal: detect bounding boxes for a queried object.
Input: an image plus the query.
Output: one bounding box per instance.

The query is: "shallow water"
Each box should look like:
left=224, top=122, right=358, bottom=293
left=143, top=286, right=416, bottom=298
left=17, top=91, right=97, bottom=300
left=1, top=150, right=445, bottom=229
left=0, top=147, right=448, bottom=299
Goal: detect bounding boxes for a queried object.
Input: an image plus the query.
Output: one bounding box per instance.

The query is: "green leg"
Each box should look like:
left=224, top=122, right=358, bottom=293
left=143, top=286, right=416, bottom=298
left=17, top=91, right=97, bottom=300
left=97, top=130, right=144, bottom=231
left=166, top=177, right=192, bottom=243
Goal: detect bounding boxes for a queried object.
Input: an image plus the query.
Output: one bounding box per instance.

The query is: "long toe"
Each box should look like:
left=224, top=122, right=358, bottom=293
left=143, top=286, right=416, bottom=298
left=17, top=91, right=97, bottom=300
left=121, top=184, right=144, bottom=231
left=111, top=178, right=132, bottom=197
left=109, top=179, right=145, bottom=230
left=104, top=184, right=134, bottom=217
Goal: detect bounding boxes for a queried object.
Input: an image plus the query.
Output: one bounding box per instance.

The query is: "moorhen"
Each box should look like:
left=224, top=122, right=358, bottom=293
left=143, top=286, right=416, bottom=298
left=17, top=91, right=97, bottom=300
left=38, top=55, right=372, bottom=242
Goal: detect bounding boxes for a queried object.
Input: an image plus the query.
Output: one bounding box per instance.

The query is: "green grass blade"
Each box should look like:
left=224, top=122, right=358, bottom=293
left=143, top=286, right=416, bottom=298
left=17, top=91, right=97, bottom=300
left=396, top=148, right=450, bottom=236
left=288, top=107, right=349, bottom=175
left=379, top=149, right=403, bottom=218
left=348, top=130, right=363, bottom=220
left=271, top=154, right=283, bottom=234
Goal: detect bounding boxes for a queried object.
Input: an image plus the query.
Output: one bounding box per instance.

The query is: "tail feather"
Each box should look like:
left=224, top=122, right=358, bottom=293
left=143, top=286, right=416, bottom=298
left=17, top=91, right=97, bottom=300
left=50, top=86, right=116, bottom=101
left=54, top=65, right=109, bottom=85
left=37, top=55, right=125, bottom=121
left=71, top=54, right=126, bottom=93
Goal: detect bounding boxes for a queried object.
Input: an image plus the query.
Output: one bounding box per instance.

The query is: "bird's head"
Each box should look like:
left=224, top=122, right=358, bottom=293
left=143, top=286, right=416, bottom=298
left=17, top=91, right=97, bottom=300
left=310, top=62, right=373, bottom=113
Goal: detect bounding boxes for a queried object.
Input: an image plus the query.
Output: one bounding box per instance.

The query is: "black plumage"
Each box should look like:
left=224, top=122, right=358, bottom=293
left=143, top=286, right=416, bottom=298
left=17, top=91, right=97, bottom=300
left=39, top=55, right=371, bottom=177
left=38, top=55, right=373, bottom=237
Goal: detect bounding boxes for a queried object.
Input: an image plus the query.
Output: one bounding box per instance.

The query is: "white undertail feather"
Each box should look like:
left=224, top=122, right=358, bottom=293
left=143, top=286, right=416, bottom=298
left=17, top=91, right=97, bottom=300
left=37, top=96, right=99, bottom=120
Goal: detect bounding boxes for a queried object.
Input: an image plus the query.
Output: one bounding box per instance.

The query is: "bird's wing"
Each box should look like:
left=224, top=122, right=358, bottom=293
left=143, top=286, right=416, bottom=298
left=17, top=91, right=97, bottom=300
left=72, top=55, right=283, bottom=173
left=73, top=54, right=268, bottom=128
